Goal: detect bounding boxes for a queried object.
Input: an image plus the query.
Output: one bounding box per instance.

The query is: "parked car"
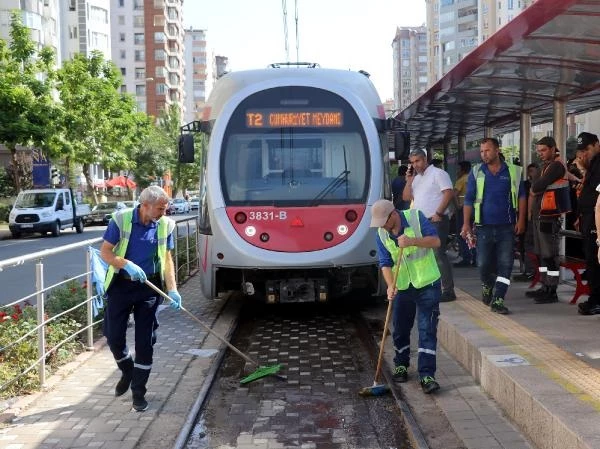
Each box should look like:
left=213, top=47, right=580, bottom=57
left=123, top=200, right=139, bottom=209
left=189, top=196, right=200, bottom=210
left=84, top=201, right=127, bottom=226
left=169, top=198, right=190, bottom=214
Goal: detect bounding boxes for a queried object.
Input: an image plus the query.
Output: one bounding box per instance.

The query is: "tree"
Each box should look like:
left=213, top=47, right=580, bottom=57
left=52, top=51, right=151, bottom=204
left=155, top=104, right=200, bottom=197
left=0, top=12, right=57, bottom=192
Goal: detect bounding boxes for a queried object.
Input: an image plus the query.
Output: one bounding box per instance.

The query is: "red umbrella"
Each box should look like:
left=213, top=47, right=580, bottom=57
left=106, top=176, right=136, bottom=189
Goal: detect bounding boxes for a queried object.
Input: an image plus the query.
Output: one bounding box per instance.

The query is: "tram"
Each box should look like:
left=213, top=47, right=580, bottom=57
left=179, top=63, right=407, bottom=303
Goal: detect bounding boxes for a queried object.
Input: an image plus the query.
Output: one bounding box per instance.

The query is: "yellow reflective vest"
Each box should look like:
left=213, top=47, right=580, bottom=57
left=378, top=209, right=440, bottom=290
left=103, top=209, right=175, bottom=291
left=472, top=162, right=522, bottom=225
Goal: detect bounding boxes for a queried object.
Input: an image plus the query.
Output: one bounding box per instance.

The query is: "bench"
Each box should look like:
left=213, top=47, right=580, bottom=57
left=525, top=251, right=589, bottom=304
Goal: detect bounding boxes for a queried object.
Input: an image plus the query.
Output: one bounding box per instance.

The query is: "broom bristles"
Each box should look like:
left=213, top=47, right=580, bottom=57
left=358, top=384, right=390, bottom=397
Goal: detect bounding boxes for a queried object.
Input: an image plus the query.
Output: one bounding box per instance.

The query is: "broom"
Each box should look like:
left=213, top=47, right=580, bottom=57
left=144, top=280, right=286, bottom=384
left=358, top=248, right=403, bottom=397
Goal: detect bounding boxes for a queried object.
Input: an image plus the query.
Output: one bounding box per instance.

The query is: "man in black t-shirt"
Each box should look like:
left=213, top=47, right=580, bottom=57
left=575, top=132, right=600, bottom=314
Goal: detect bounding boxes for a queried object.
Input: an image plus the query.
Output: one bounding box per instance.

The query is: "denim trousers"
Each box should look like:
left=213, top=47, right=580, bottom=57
left=431, top=215, right=454, bottom=294
left=476, top=224, right=515, bottom=299
left=392, top=281, right=441, bottom=378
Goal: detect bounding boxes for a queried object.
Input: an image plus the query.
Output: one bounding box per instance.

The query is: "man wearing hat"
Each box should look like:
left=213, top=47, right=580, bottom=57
left=370, top=199, right=442, bottom=394
left=575, top=132, right=600, bottom=314
left=526, top=136, right=570, bottom=304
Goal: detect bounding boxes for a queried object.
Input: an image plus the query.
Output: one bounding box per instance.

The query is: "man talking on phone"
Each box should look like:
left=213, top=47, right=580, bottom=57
left=402, top=149, right=457, bottom=302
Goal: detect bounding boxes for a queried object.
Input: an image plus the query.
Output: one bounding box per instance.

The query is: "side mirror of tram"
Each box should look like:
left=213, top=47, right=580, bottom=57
left=178, top=134, right=195, bottom=163
left=388, top=130, right=410, bottom=161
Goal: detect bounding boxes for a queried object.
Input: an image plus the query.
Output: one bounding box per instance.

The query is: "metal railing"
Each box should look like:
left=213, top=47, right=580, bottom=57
left=0, top=218, right=199, bottom=396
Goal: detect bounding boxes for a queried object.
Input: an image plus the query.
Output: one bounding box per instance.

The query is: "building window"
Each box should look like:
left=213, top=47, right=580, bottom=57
left=154, top=32, right=165, bottom=43
left=154, top=49, right=166, bottom=60
left=120, top=50, right=126, bottom=59
left=119, top=33, right=125, bottom=42
left=136, top=85, right=146, bottom=96
left=133, top=15, right=144, bottom=27
left=134, top=33, right=144, bottom=45
left=118, top=0, right=124, bottom=6
left=135, top=68, right=145, bottom=80
left=69, top=26, right=77, bottom=39
left=120, top=67, right=126, bottom=75
left=118, top=15, right=125, bottom=25
left=134, top=50, right=145, bottom=61
left=120, top=85, right=127, bottom=93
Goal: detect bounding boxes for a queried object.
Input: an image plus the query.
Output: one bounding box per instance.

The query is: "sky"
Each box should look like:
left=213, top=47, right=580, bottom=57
left=182, top=0, right=426, bottom=101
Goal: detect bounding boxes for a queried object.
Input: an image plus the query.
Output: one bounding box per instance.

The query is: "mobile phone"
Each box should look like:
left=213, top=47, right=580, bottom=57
left=407, top=165, right=414, bottom=176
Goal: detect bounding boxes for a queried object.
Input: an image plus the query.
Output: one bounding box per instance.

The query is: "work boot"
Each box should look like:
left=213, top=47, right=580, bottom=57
left=115, top=358, right=133, bottom=397
left=420, top=376, right=440, bottom=394
left=130, top=366, right=151, bottom=411
left=525, top=285, right=548, bottom=298
left=534, top=289, right=559, bottom=304
left=132, top=395, right=148, bottom=412
left=482, top=284, right=493, bottom=306
left=392, top=365, right=408, bottom=383
left=490, top=297, right=509, bottom=314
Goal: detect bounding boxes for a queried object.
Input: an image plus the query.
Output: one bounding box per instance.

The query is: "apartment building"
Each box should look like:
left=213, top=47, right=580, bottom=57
left=110, top=0, right=185, bottom=119
left=0, top=0, right=61, bottom=60
left=60, top=0, right=111, bottom=61
left=392, top=26, right=428, bottom=112
left=183, top=28, right=207, bottom=123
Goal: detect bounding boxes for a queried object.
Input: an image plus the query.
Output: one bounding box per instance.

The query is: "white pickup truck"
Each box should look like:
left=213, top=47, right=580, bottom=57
left=8, top=188, right=91, bottom=238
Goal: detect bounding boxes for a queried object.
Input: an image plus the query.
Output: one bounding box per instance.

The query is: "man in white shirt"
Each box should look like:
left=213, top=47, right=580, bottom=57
left=403, top=149, right=457, bottom=301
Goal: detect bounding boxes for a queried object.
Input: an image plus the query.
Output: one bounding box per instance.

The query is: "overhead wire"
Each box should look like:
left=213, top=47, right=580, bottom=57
left=282, top=0, right=289, bottom=62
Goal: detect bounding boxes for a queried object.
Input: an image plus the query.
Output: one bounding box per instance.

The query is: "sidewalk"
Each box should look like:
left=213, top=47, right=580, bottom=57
left=443, top=264, right=600, bottom=449
left=0, top=274, right=236, bottom=449
left=0, top=223, right=10, bottom=240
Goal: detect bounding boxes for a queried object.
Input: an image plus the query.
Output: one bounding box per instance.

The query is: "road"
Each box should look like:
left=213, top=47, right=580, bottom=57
left=0, top=212, right=197, bottom=306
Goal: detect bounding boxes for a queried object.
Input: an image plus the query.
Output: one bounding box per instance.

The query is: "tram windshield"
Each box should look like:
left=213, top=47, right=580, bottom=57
left=220, top=86, right=370, bottom=206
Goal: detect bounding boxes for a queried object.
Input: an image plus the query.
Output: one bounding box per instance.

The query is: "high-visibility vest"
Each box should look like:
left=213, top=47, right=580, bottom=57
left=378, top=209, right=440, bottom=291
left=472, top=162, right=522, bottom=225
left=540, top=158, right=571, bottom=217
left=103, top=209, right=175, bottom=291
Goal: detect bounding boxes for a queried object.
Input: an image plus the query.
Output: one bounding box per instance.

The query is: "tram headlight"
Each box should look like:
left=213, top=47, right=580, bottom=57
left=337, top=224, right=348, bottom=235
left=245, top=226, right=256, bottom=237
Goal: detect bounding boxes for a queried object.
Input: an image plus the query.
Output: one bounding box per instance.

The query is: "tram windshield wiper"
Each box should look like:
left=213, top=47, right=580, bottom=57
left=310, top=170, right=351, bottom=206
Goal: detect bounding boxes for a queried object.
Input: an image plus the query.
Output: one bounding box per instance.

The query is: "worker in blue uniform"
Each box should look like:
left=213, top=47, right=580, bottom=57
left=100, top=185, right=182, bottom=412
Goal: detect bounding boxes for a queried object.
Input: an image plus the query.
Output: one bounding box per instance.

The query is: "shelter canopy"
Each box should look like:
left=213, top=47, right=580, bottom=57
left=397, top=0, right=600, bottom=149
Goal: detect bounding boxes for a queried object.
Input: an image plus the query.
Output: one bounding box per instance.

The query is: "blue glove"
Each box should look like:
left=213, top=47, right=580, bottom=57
left=123, top=261, right=147, bottom=283
left=168, top=290, right=182, bottom=310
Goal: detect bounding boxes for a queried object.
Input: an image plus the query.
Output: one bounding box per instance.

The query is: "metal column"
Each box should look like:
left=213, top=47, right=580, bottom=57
left=520, top=112, right=532, bottom=170
left=484, top=126, right=494, bottom=138
left=553, top=100, right=567, bottom=162
left=458, top=134, right=466, bottom=162
left=553, top=100, right=567, bottom=260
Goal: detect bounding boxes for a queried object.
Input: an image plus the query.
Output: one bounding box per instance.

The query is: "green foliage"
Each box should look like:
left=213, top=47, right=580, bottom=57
left=0, top=12, right=58, bottom=192
left=0, top=280, right=99, bottom=398
left=51, top=51, right=152, bottom=195
left=0, top=166, right=16, bottom=198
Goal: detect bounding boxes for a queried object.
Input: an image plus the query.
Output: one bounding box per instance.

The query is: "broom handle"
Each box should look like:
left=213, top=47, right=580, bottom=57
left=373, top=247, right=403, bottom=384
left=144, top=280, right=259, bottom=367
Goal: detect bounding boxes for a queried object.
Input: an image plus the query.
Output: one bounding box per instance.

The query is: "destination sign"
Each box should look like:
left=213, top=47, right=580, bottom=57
left=246, top=110, right=343, bottom=128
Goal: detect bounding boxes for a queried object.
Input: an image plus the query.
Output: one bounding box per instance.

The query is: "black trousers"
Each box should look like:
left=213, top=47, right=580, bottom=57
left=580, top=213, right=600, bottom=305
left=103, top=274, right=162, bottom=367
